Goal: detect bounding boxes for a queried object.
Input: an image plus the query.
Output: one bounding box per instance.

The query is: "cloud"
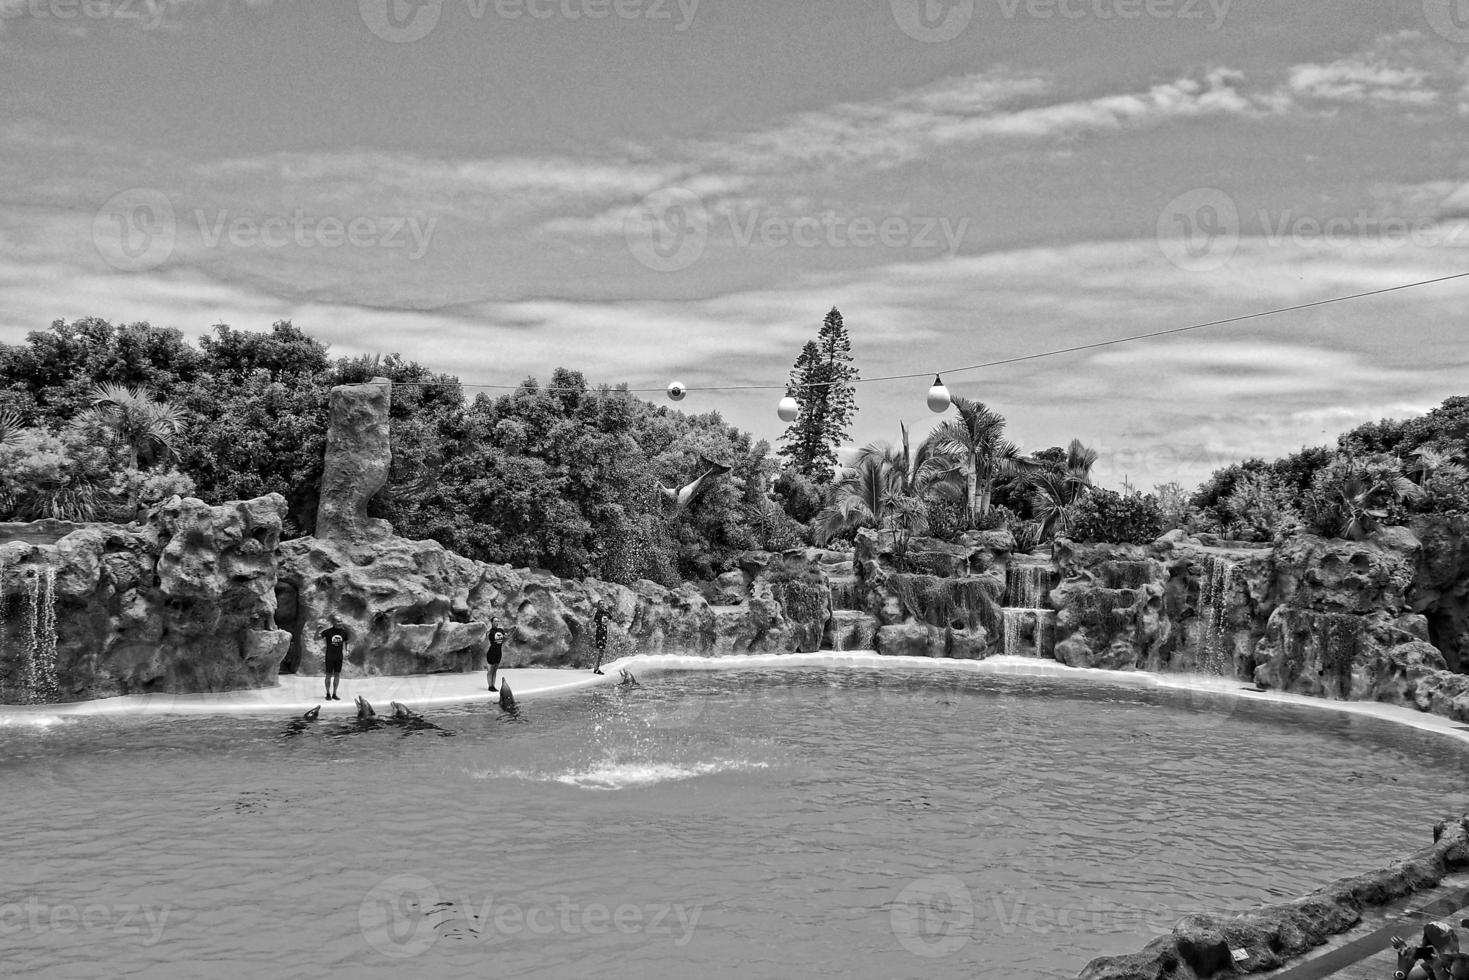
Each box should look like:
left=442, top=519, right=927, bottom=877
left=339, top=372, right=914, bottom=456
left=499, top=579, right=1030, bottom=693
left=1288, top=60, right=1437, bottom=105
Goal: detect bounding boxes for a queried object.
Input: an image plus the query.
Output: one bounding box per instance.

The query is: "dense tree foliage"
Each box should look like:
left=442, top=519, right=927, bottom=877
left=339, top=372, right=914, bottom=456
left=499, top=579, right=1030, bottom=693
left=1185, top=398, right=1469, bottom=541
left=0, top=320, right=803, bottom=577
left=6, top=317, right=1466, bottom=570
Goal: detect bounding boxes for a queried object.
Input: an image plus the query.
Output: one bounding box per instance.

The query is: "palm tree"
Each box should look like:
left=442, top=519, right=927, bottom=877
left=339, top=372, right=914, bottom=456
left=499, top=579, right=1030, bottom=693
left=1308, top=455, right=1424, bottom=540
left=814, top=453, right=929, bottom=550
left=854, top=422, right=954, bottom=502
left=0, top=408, right=26, bottom=449
left=73, top=383, right=187, bottom=471
left=1029, top=438, right=1098, bottom=542
left=928, top=396, right=1037, bottom=527
left=1407, top=447, right=1469, bottom=488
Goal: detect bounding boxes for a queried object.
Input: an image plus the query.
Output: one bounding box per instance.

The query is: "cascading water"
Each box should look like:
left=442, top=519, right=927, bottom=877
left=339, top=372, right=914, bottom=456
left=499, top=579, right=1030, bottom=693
left=1197, top=556, right=1238, bottom=676
left=828, top=577, right=861, bottom=612
left=1004, top=565, right=1050, bottom=609
left=37, top=566, right=58, bottom=701
left=15, top=566, right=59, bottom=704
left=1000, top=564, right=1054, bottom=658
left=1000, top=607, right=1056, bottom=658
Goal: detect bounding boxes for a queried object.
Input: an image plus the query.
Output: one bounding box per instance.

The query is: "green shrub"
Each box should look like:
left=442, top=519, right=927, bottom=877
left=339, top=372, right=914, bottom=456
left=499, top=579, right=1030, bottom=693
left=1070, top=489, right=1163, bottom=544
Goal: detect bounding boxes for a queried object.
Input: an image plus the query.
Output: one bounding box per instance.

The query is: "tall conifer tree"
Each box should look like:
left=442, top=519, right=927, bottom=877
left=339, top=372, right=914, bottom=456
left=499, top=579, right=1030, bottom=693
left=778, top=308, right=859, bottom=482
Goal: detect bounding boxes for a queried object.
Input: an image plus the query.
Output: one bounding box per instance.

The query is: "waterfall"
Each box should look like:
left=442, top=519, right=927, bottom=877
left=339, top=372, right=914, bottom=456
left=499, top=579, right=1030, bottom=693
left=1000, top=563, right=1054, bottom=658
left=1000, top=607, right=1056, bottom=658
left=828, top=577, right=861, bottom=612
left=37, top=567, right=57, bottom=701
left=1198, top=556, right=1238, bottom=676
left=1004, top=565, right=1050, bottom=609
left=16, top=567, right=58, bottom=704
left=23, top=571, right=39, bottom=703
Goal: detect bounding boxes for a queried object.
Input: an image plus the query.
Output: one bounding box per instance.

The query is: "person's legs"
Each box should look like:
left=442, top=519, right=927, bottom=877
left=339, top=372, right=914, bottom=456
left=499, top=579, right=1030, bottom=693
left=488, top=665, right=499, bottom=691
left=329, top=671, right=340, bottom=699
left=592, top=640, right=605, bottom=675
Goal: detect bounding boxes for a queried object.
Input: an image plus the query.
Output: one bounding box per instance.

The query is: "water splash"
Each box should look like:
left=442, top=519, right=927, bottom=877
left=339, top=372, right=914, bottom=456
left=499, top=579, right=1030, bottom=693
left=1198, top=556, right=1237, bottom=677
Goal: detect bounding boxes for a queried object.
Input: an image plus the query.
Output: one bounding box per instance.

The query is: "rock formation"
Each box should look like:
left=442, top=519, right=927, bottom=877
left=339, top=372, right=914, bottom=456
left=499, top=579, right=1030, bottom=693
left=4, top=370, right=1467, bottom=723
left=0, top=495, right=290, bottom=702
left=1075, top=814, right=1469, bottom=979
left=315, top=377, right=394, bottom=545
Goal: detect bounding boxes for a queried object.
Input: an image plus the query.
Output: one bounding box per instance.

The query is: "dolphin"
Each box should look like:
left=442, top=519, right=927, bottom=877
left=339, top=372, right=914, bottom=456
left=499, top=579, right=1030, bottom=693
left=355, top=696, right=376, bottom=719
left=658, top=456, right=732, bottom=513
left=619, top=668, right=640, bottom=688
left=385, top=701, right=456, bottom=737
left=280, top=704, right=323, bottom=740
left=498, top=680, right=519, bottom=716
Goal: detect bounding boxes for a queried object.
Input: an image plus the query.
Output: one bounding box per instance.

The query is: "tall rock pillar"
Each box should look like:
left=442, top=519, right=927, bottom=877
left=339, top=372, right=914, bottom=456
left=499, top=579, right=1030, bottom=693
left=315, top=377, right=394, bottom=544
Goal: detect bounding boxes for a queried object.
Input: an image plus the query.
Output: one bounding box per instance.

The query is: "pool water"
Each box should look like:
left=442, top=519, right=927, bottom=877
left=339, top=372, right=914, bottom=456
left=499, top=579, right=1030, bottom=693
left=4, top=665, right=1469, bottom=979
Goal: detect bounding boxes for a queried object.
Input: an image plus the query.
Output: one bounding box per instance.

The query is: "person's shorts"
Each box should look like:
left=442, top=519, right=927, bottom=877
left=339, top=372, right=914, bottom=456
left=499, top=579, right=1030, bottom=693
left=595, top=630, right=608, bottom=650
left=486, top=650, right=503, bottom=667
left=325, top=650, right=344, bottom=673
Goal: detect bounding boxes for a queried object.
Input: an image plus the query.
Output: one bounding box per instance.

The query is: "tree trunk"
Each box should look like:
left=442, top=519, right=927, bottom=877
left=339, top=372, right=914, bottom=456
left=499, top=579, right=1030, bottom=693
left=965, top=461, right=978, bottom=528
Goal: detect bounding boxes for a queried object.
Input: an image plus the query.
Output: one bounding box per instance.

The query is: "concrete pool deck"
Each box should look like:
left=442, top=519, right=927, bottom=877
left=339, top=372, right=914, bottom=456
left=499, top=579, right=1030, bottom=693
left=4, top=652, right=1469, bottom=755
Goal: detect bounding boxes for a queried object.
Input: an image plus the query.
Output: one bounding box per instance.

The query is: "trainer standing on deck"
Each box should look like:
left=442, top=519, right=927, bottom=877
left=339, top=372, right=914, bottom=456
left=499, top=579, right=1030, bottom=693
left=486, top=617, right=507, bottom=692
left=592, top=602, right=611, bottom=676
left=318, top=616, right=350, bottom=701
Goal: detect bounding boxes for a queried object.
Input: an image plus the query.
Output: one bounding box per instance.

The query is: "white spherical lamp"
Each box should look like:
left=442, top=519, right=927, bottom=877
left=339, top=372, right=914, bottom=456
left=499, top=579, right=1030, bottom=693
left=926, top=374, right=952, bottom=413
left=777, top=396, right=799, bottom=422
left=667, top=381, right=687, bottom=402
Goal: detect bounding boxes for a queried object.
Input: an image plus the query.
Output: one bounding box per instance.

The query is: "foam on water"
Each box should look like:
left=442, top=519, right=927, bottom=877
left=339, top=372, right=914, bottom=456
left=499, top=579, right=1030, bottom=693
left=476, top=758, right=770, bottom=790
left=554, top=758, right=770, bottom=790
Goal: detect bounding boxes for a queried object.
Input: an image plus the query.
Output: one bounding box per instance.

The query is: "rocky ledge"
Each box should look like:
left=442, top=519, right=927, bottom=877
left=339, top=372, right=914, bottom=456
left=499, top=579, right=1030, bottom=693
left=1075, top=814, right=1469, bottom=979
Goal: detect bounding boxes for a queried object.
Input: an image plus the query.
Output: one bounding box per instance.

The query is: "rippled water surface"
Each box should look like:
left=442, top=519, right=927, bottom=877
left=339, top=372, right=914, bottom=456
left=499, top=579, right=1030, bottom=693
left=4, top=666, right=1469, bottom=980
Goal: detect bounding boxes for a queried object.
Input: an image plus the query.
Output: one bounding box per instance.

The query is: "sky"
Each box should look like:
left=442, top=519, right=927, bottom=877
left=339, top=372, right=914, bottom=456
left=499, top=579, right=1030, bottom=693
left=1, top=0, right=1467, bottom=490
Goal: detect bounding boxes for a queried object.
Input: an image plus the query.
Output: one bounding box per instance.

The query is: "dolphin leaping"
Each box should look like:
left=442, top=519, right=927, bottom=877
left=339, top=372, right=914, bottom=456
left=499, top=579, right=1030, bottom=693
left=659, top=456, right=732, bottom=513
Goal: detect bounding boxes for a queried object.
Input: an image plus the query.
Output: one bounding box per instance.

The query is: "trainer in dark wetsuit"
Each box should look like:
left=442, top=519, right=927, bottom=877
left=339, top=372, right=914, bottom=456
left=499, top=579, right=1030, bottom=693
left=592, top=602, right=611, bottom=676
left=486, top=618, right=507, bottom=692
left=319, top=618, right=350, bottom=701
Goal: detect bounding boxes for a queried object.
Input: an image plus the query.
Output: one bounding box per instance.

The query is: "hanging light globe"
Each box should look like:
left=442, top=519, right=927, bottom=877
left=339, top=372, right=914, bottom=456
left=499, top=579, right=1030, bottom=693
left=927, top=375, right=952, bottom=413
left=667, top=381, right=687, bottom=402
left=777, top=396, right=799, bottom=422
